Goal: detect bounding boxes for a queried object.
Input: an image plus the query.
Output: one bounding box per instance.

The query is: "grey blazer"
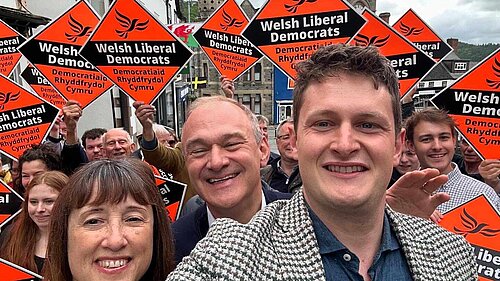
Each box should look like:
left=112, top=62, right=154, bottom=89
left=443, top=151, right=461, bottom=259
left=167, top=192, right=477, bottom=280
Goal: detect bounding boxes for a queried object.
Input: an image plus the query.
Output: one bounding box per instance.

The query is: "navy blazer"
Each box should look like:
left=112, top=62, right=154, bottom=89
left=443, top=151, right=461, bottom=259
left=172, top=183, right=292, bottom=264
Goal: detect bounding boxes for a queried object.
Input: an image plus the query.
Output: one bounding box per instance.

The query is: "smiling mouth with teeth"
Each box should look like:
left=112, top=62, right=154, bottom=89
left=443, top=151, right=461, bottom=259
left=208, top=173, right=237, bottom=183
left=98, top=259, right=129, bottom=269
left=429, top=154, right=446, bottom=159
left=326, top=166, right=366, bottom=173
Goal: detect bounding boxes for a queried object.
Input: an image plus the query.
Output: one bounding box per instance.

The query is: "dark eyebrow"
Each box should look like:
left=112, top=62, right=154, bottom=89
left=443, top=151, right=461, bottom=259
left=125, top=205, right=149, bottom=213
left=306, top=109, right=390, bottom=119
left=357, top=112, right=389, bottom=120
left=418, top=133, right=433, bottom=139
left=79, top=207, right=104, bottom=218
left=78, top=204, right=149, bottom=218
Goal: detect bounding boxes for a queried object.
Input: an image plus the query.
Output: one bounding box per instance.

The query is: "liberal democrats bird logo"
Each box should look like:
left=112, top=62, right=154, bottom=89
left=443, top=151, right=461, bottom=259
left=220, top=10, right=243, bottom=31
left=486, top=57, right=500, bottom=89
left=0, top=91, right=20, bottom=110
left=115, top=10, right=149, bottom=39
left=398, top=22, right=424, bottom=36
left=353, top=34, right=390, bottom=47
left=65, top=15, right=92, bottom=43
left=284, top=0, right=317, bottom=13
left=454, top=208, right=500, bottom=238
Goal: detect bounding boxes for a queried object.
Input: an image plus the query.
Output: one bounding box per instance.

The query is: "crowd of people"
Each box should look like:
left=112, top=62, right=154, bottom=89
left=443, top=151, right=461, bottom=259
left=0, top=44, right=498, bottom=280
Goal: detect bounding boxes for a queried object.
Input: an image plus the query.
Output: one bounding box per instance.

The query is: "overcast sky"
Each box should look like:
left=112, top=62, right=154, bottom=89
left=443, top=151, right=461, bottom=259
left=239, top=0, right=499, bottom=45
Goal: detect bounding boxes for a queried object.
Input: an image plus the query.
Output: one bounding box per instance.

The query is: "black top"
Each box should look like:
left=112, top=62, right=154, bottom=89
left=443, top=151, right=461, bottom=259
left=34, top=255, right=44, bottom=275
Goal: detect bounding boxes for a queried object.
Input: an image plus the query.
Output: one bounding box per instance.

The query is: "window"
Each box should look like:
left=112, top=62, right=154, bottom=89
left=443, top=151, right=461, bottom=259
left=245, top=69, right=251, bottom=81
left=254, top=63, right=261, bottom=81
left=166, top=3, right=171, bottom=23
left=254, top=94, right=261, bottom=114
left=203, top=63, right=209, bottom=77
left=428, top=81, right=434, bottom=87
left=418, top=82, right=425, bottom=88
left=113, top=97, right=121, bottom=106
left=455, top=62, right=467, bottom=71
left=442, top=81, right=448, bottom=87
left=242, top=94, right=251, bottom=110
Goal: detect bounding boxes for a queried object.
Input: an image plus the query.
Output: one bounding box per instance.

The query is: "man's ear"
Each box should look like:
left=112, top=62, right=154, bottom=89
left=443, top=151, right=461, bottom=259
left=289, top=125, right=297, bottom=149
left=393, top=129, right=405, bottom=166
left=130, top=142, right=136, bottom=151
left=259, top=136, right=271, bottom=168
left=288, top=125, right=299, bottom=161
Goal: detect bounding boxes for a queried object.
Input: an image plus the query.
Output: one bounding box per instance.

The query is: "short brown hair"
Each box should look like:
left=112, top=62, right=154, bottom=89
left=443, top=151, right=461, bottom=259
left=293, top=44, right=402, bottom=136
left=44, top=159, right=174, bottom=281
left=405, top=108, right=457, bottom=143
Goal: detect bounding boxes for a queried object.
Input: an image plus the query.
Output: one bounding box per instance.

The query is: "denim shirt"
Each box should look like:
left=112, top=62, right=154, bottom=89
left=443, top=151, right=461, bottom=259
left=309, top=208, right=413, bottom=281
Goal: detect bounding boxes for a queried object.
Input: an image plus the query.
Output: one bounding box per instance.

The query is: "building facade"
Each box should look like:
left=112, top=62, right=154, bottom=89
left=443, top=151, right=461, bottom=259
left=415, top=38, right=472, bottom=110
left=187, top=0, right=273, bottom=124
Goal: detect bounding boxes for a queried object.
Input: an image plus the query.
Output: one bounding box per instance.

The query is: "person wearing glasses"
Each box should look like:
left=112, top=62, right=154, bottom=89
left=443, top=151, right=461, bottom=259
left=261, top=118, right=302, bottom=193
left=151, top=124, right=178, bottom=148
left=164, top=126, right=179, bottom=148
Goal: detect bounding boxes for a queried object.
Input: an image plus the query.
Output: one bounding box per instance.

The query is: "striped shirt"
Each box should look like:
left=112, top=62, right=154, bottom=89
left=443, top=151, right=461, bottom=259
left=437, top=163, right=500, bottom=214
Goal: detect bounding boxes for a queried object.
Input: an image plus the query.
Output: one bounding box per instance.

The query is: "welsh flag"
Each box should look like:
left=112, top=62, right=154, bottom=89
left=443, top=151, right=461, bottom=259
left=167, top=22, right=203, bottom=48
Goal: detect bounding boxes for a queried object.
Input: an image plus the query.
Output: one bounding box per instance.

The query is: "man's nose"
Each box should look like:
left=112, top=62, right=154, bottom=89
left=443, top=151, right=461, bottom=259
left=206, top=146, right=229, bottom=171
left=431, top=138, right=443, bottom=149
left=331, top=124, right=360, bottom=156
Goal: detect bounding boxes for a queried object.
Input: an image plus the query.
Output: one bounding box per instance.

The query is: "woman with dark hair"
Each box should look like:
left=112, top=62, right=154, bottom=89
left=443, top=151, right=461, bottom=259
left=0, top=171, right=69, bottom=274
left=44, top=158, right=174, bottom=281
left=17, top=144, right=62, bottom=195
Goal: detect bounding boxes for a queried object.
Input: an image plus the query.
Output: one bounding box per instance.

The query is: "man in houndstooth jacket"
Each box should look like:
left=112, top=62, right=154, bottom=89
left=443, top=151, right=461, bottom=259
left=167, top=45, right=477, bottom=280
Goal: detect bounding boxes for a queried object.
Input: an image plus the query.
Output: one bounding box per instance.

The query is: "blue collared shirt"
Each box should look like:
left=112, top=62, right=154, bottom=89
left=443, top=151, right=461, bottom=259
left=309, top=208, right=413, bottom=280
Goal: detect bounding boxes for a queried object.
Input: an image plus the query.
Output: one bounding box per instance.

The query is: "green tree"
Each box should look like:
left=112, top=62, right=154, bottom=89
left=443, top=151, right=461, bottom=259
left=457, top=42, right=500, bottom=62
left=180, top=0, right=200, bottom=22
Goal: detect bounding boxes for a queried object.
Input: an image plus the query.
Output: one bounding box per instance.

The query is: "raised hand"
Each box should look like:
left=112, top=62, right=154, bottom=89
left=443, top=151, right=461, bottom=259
left=386, top=168, right=450, bottom=219
left=133, top=101, right=156, bottom=142
left=220, top=75, right=235, bottom=98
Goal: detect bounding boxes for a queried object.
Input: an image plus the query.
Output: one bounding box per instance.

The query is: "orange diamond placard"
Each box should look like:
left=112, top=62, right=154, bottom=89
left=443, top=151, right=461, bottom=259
left=351, top=9, right=436, bottom=99
left=431, top=48, right=500, bottom=159
left=0, top=74, right=59, bottom=160
left=0, top=181, right=23, bottom=230
left=0, top=19, right=25, bottom=76
left=194, top=0, right=262, bottom=80
left=242, top=0, right=366, bottom=80
left=0, top=258, right=42, bottom=281
left=20, top=64, right=66, bottom=110
left=393, top=9, right=452, bottom=62
left=80, top=0, right=193, bottom=104
left=18, top=0, right=114, bottom=109
left=440, top=195, right=500, bottom=281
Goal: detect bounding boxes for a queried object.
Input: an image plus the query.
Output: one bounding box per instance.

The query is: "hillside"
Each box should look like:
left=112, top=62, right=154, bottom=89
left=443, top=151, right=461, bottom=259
left=457, top=42, right=499, bottom=62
